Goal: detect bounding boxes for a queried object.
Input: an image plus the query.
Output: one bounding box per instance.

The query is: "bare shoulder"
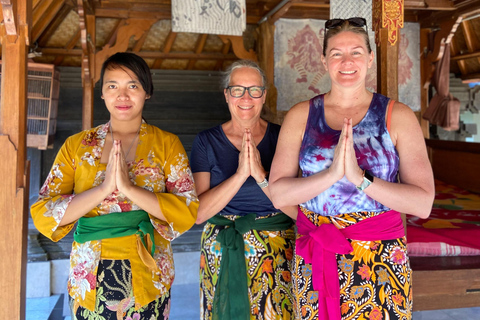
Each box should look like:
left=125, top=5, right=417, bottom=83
left=390, top=101, right=423, bottom=146
left=282, top=100, right=310, bottom=127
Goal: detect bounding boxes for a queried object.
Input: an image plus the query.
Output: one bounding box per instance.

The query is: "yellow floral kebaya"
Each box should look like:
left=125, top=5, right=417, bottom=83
left=31, top=121, right=198, bottom=312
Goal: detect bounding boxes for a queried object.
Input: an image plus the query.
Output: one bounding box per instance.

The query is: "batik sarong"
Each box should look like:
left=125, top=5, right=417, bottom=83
left=71, top=259, right=170, bottom=320
left=199, top=213, right=296, bottom=319
left=294, top=207, right=412, bottom=320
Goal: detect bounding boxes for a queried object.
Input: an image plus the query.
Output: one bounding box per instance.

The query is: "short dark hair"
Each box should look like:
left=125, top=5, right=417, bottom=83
left=99, top=52, right=154, bottom=96
left=323, top=19, right=372, bottom=56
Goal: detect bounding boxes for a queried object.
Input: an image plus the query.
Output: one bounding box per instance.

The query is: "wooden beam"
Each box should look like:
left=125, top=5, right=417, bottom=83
left=450, top=49, right=480, bottom=61
left=257, top=21, right=278, bottom=123
left=460, top=72, right=480, bottom=83
left=218, top=35, right=257, bottom=61
left=269, top=1, right=293, bottom=24
left=405, top=0, right=455, bottom=10
left=0, top=0, right=30, bottom=318
left=376, top=28, right=399, bottom=100
left=105, top=19, right=126, bottom=48
left=152, top=30, right=176, bottom=69
left=31, top=0, right=64, bottom=43
left=94, top=7, right=171, bottom=20
left=41, top=47, right=239, bottom=62
left=94, top=18, right=157, bottom=83
left=140, top=51, right=239, bottom=60
left=54, top=27, right=80, bottom=65
left=78, top=0, right=95, bottom=130
left=420, top=28, right=430, bottom=138
left=37, top=1, right=74, bottom=47
left=215, top=40, right=231, bottom=71
left=449, top=37, right=468, bottom=75
left=422, top=16, right=462, bottom=88
left=132, top=26, right=150, bottom=52
left=187, top=33, right=208, bottom=70
left=1, top=0, right=17, bottom=37
left=460, top=20, right=480, bottom=65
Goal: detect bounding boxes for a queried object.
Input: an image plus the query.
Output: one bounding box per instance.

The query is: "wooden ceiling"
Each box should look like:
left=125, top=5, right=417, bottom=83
left=3, top=0, right=480, bottom=82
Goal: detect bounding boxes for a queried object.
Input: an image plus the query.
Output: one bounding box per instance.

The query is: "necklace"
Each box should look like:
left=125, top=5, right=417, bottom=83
left=109, top=122, right=141, bottom=161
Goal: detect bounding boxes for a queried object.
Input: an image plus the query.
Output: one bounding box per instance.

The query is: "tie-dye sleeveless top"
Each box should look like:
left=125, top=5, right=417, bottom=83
left=299, top=93, right=399, bottom=216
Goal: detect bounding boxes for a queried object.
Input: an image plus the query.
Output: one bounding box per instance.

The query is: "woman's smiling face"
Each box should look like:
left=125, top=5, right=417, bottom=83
left=101, top=67, right=150, bottom=122
left=224, top=66, right=266, bottom=123
left=321, top=31, right=374, bottom=89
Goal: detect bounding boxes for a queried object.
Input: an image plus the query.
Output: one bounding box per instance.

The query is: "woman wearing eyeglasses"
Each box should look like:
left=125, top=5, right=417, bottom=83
left=269, top=18, right=434, bottom=320
left=190, top=60, right=297, bottom=319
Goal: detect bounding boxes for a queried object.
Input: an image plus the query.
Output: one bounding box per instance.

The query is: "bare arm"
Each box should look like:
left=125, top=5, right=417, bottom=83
left=247, top=129, right=298, bottom=219
left=194, top=171, right=248, bottom=224
left=360, top=102, right=435, bottom=218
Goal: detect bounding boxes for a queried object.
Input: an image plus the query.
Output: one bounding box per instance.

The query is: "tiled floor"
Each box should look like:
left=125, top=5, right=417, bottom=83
left=27, top=286, right=480, bottom=320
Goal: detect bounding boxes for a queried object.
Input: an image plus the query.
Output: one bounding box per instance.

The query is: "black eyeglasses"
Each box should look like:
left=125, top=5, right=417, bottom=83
left=325, top=17, right=367, bottom=30
left=226, top=85, right=265, bottom=99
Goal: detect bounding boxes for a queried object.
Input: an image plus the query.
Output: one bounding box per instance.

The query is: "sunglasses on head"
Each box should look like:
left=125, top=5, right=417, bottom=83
left=325, top=17, right=367, bottom=29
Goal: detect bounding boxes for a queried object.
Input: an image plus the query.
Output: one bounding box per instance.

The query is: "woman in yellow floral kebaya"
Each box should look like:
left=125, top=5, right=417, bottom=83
left=31, top=52, right=198, bottom=319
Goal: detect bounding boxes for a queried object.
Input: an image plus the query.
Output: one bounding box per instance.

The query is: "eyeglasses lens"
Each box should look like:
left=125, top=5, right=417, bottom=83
left=228, top=86, right=264, bottom=98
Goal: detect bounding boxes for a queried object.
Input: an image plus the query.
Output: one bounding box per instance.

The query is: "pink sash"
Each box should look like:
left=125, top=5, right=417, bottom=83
left=296, top=208, right=405, bottom=320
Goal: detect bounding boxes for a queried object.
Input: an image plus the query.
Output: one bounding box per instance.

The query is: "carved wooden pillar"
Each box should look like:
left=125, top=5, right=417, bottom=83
left=420, top=28, right=431, bottom=138
left=373, top=0, right=403, bottom=101
left=78, top=0, right=95, bottom=130
left=372, top=0, right=405, bottom=231
left=257, top=22, right=278, bottom=123
left=0, top=0, right=31, bottom=318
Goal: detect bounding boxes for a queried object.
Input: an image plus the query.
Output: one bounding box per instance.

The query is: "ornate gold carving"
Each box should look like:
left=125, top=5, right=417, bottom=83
left=373, top=0, right=404, bottom=46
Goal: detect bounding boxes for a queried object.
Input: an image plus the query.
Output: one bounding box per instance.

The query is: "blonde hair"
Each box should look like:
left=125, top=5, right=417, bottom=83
left=323, top=21, right=372, bottom=56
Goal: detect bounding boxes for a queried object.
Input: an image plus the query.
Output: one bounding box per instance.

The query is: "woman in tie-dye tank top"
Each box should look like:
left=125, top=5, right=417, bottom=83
left=269, top=17, right=435, bottom=320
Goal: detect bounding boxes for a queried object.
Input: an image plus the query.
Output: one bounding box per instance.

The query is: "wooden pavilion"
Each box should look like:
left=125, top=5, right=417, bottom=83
left=1, top=0, right=480, bottom=318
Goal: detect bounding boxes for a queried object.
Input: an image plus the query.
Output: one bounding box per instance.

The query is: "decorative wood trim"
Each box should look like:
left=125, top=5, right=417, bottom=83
left=373, top=0, right=405, bottom=46
left=1, top=0, right=17, bottom=37
left=94, top=18, right=157, bottom=83
left=104, top=19, right=127, bottom=48
left=218, top=35, right=257, bottom=61
left=374, top=0, right=402, bottom=100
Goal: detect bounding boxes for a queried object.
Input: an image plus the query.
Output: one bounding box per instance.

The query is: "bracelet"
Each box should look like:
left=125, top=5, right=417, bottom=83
left=257, top=177, right=269, bottom=189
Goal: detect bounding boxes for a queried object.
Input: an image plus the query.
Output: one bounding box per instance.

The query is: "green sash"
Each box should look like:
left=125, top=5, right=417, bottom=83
left=208, top=213, right=293, bottom=320
left=74, top=210, right=155, bottom=257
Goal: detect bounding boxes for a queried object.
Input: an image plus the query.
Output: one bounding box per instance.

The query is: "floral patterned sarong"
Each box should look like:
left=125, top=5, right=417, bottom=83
left=71, top=259, right=170, bottom=320
left=199, top=214, right=296, bottom=319
left=294, top=207, right=412, bottom=320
